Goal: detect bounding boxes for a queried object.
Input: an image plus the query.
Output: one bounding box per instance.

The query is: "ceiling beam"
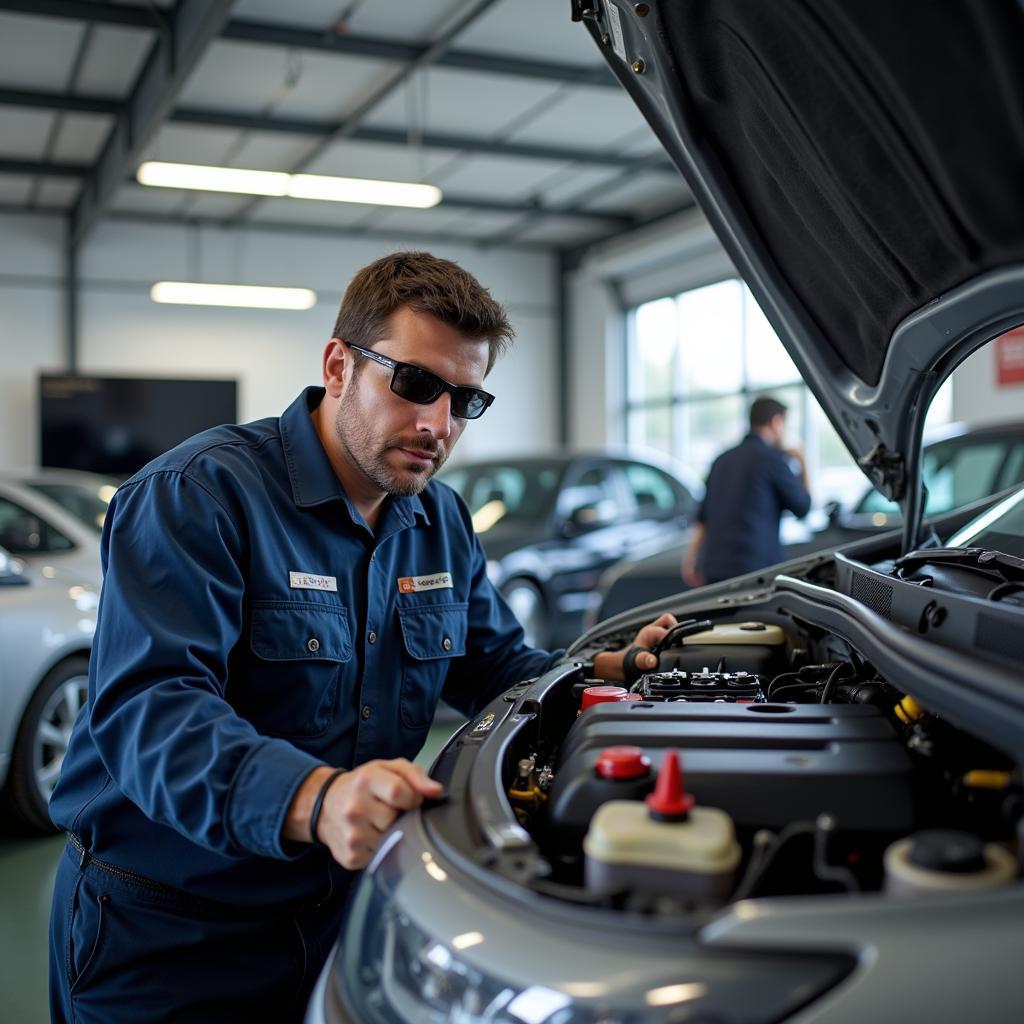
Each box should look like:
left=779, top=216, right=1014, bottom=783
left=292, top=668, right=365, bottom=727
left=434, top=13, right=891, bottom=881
left=0, top=0, right=155, bottom=28
left=0, top=157, right=88, bottom=177
left=0, top=86, right=119, bottom=116
left=0, top=204, right=551, bottom=253
left=68, top=0, right=235, bottom=246
left=0, top=2, right=615, bottom=89
left=222, top=18, right=615, bottom=88
left=171, top=106, right=672, bottom=173
left=0, top=158, right=633, bottom=224
left=0, top=87, right=670, bottom=172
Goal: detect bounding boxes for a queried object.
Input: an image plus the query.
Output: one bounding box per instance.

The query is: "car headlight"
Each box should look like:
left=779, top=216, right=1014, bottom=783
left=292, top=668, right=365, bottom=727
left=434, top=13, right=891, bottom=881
left=325, top=825, right=854, bottom=1023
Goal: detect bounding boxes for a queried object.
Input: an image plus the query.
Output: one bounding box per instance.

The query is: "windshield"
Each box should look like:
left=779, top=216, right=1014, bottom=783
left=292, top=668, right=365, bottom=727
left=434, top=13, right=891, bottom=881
left=857, top=439, right=1018, bottom=521
left=25, top=480, right=116, bottom=534
left=947, top=487, right=1024, bottom=557
left=438, top=461, right=563, bottom=533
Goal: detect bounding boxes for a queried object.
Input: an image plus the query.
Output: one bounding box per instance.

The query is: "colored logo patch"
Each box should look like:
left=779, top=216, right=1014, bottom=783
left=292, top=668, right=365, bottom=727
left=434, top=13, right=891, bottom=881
left=398, top=572, right=453, bottom=594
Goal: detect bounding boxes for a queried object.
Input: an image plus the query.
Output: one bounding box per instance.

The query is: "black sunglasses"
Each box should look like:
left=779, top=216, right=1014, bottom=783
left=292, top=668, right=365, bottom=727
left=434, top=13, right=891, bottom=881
left=346, top=343, right=494, bottom=420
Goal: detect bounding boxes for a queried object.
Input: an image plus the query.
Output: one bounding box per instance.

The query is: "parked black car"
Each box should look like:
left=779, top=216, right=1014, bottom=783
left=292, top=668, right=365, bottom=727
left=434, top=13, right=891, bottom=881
left=437, top=453, right=699, bottom=648
left=595, top=418, right=1024, bottom=621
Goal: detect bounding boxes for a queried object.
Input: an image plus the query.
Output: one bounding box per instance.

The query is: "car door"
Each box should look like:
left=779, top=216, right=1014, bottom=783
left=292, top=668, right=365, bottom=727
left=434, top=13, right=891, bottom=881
left=620, top=460, right=695, bottom=552
left=549, top=461, right=636, bottom=614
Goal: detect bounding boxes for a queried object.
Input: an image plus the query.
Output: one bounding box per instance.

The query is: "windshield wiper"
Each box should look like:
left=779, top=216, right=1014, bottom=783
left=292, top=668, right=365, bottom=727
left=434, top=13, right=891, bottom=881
left=894, top=547, right=1024, bottom=583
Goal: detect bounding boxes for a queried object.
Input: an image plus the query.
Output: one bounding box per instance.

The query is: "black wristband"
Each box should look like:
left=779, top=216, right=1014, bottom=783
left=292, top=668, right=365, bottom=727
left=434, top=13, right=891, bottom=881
left=309, top=768, right=346, bottom=847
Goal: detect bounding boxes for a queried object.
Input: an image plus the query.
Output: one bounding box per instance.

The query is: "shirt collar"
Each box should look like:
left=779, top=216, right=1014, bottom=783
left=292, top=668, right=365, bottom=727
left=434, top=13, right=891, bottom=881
left=280, top=387, right=429, bottom=526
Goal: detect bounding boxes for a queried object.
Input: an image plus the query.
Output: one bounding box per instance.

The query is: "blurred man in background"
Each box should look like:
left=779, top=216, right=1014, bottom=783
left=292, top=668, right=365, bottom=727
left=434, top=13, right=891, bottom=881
left=683, top=396, right=811, bottom=587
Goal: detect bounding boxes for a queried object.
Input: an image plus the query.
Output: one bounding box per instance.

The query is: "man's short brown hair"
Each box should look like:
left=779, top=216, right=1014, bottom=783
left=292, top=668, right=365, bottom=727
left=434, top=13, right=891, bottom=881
left=332, top=251, right=514, bottom=374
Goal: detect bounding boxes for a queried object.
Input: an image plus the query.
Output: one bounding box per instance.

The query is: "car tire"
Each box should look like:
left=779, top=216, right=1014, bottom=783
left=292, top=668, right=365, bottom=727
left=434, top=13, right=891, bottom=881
left=7, top=655, right=89, bottom=833
left=502, top=579, right=548, bottom=649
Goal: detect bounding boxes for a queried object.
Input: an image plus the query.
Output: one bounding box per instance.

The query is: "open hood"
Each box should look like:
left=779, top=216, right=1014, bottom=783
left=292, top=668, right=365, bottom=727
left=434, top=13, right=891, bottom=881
left=573, top=0, right=1024, bottom=552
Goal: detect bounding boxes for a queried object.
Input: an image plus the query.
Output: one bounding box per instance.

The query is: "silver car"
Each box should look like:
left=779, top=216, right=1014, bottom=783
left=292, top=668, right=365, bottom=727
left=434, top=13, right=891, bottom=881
left=311, top=1, right=1024, bottom=1021
left=0, top=470, right=110, bottom=830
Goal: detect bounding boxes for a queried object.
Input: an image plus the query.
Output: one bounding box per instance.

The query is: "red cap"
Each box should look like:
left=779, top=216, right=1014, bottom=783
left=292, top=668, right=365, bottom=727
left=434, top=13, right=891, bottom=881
left=595, top=746, right=651, bottom=780
left=645, top=751, right=695, bottom=820
left=581, top=685, right=629, bottom=711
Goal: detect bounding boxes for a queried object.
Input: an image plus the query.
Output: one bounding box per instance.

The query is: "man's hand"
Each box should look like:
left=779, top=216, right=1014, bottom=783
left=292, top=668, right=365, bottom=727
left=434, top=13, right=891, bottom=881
left=284, top=759, right=442, bottom=870
left=591, top=612, right=678, bottom=681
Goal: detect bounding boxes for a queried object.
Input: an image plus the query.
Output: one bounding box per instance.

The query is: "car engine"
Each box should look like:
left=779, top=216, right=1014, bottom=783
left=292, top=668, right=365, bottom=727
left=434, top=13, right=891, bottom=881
left=495, top=610, right=1020, bottom=912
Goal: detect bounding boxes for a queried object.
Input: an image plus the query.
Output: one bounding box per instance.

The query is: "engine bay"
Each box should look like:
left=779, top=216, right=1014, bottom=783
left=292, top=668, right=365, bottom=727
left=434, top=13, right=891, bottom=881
left=476, top=606, right=1022, bottom=915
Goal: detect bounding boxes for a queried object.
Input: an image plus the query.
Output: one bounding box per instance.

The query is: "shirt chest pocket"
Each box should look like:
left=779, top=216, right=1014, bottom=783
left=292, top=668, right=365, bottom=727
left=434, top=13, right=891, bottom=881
left=245, top=600, right=353, bottom=739
left=398, top=602, right=467, bottom=730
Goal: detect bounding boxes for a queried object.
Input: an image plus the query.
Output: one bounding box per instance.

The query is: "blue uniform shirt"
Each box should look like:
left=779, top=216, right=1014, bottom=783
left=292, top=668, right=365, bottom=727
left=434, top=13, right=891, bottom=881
left=50, top=387, right=559, bottom=907
left=696, top=433, right=811, bottom=582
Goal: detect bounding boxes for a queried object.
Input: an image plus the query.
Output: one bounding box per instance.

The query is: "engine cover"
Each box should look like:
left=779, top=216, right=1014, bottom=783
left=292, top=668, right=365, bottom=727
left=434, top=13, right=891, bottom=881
left=547, top=702, right=916, bottom=844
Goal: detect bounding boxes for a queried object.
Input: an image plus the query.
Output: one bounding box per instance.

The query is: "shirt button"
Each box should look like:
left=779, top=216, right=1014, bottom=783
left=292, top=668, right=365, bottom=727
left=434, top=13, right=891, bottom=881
left=361, top=705, right=371, bottom=720
left=370, top=550, right=377, bottom=562
left=442, top=637, right=452, bottom=652
left=368, top=631, right=377, bottom=645
left=306, top=637, right=320, bottom=653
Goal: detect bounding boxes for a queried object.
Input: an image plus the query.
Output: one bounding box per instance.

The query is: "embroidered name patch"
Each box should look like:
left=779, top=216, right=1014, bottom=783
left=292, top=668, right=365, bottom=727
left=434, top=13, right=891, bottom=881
left=289, top=571, right=338, bottom=592
left=398, top=572, right=453, bottom=594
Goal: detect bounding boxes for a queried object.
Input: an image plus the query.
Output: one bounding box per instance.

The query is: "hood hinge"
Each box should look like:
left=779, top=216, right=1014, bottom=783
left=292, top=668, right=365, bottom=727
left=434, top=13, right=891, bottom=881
left=858, top=444, right=907, bottom=501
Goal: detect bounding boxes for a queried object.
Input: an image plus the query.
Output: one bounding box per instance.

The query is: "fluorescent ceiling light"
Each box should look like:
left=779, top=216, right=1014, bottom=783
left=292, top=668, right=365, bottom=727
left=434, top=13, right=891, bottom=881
left=288, top=172, right=440, bottom=208
left=150, top=282, right=317, bottom=310
left=137, top=162, right=289, bottom=196
left=137, top=161, right=442, bottom=208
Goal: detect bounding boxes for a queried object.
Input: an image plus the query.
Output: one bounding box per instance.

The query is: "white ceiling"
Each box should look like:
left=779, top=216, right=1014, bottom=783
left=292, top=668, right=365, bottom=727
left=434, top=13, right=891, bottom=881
left=0, top=0, right=691, bottom=251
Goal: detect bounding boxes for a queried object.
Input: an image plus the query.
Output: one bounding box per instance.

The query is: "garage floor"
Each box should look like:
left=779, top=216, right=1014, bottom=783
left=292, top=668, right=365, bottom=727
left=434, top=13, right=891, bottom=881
left=0, top=721, right=458, bottom=1023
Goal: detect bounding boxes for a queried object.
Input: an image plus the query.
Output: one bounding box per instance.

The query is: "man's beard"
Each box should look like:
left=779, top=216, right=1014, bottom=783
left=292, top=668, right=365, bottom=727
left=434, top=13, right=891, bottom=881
left=333, top=399, right=449, bottom=497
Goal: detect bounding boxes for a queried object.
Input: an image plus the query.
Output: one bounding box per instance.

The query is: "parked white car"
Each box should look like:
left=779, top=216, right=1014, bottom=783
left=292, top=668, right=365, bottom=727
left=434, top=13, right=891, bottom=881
left=0, top=468, right=113, bottom=585
left=0, top=469, right=112, bottom=830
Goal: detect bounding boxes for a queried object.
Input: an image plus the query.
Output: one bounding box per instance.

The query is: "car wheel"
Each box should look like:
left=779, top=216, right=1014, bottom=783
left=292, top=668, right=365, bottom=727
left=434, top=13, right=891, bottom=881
left=502, top=579, right=548, bottom=649
left=7, top=655, right=89, bottom=833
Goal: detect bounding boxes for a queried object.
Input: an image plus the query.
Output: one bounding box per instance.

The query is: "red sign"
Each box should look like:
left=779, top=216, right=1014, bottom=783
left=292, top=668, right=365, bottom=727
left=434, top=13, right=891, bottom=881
left=996, top=327, right=1024, bottom=387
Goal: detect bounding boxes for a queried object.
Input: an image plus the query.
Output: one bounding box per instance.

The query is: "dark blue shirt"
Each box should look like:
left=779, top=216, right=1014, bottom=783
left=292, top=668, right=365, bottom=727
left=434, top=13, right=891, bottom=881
left=50, top=387, right=558, bottom=907
left=696, top=433, right=811, bottom=582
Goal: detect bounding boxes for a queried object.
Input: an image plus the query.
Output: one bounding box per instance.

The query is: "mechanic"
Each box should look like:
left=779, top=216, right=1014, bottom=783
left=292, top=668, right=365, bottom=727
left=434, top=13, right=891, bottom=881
left=682, top=396, right=811, bottom=586
left=48, top=251, right=675, bottom=1023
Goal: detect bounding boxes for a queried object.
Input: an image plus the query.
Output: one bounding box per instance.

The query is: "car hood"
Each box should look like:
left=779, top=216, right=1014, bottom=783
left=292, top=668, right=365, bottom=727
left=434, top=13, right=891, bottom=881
left=574, top=0, right=1024, bottom=552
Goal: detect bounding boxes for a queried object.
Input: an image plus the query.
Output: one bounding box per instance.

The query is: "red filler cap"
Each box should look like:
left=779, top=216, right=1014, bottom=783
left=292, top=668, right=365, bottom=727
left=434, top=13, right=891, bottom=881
left=581, top=685, right=629, bottom=711
left=595, top=746, right=651, bottom=780
left=645, top=751, right=695, bottom=821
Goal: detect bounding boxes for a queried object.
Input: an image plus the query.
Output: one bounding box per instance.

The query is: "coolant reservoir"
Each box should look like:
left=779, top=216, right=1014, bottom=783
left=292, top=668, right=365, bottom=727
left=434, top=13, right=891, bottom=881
left=583, top=751, right=740, bottom=901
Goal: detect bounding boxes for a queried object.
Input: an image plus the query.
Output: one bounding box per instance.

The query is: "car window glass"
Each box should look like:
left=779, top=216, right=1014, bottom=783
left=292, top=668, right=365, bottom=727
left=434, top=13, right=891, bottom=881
left=996, top=442, right=1024, bottom=493
left=623, top=463, right=678, bottom=512
left=25, top=481, right=110, bottom=534
left=924, top=441, right=1006, bottom=514
left=0, top=497, right=74, bottom=554
left=857, top=442, right=1008, bottom=518
left=442, top=464, right=560, bottom=523
left=559, top=467, right=622, bottom=527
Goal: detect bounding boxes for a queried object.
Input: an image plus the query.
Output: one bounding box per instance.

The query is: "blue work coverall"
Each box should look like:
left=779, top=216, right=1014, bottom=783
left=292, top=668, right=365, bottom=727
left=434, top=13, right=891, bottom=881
left=697, top=432, right=812, bottom=583
left=48, top=386, right=559, bottom=1023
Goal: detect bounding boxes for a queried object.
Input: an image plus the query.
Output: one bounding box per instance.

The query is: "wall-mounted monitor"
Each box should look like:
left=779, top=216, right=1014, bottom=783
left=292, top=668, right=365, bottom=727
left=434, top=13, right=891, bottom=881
left=39, top=375, right=238, bottom=478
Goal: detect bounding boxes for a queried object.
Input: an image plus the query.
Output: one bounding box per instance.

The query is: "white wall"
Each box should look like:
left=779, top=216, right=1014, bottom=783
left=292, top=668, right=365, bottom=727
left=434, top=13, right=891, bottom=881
left=952, top=342, right=1024, bottom=426
left=0, top=212, right=558, bottom=467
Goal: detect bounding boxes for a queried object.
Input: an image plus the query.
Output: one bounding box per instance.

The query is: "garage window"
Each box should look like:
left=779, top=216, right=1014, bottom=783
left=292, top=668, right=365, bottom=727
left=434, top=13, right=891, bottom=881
left=626, top=279, right=951, bottom=508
